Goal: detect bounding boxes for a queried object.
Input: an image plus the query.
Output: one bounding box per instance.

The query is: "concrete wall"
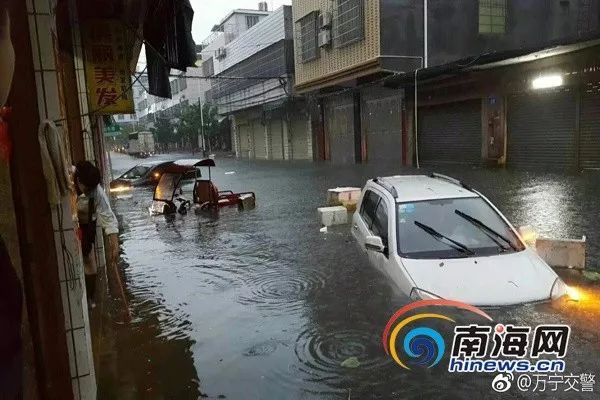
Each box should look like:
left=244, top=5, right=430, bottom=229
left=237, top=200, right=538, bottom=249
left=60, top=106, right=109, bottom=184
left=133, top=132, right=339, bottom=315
left=382, top=0, right=600, bottom=70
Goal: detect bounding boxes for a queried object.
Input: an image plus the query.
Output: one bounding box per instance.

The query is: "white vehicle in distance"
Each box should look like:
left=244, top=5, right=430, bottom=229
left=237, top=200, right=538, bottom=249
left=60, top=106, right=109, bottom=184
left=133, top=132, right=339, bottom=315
left=351, top=173, right=571, bottom=306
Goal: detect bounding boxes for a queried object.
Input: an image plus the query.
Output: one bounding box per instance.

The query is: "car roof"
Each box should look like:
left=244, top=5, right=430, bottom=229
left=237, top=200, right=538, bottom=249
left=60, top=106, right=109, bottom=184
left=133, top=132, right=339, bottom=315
left=371, top=175, right=479, bottom=203
left=137, top=160, right=170, bottom=167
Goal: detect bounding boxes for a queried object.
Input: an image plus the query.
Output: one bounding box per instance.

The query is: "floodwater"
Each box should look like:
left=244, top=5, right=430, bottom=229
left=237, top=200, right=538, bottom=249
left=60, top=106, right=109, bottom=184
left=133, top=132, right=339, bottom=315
left=99, top=152, right=600, bottom=400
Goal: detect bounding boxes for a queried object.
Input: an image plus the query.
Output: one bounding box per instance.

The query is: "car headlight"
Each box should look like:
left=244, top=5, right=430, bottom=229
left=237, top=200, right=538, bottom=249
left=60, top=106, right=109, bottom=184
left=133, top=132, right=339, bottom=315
left=110, top=185, right=132, bottom=193
left=410, top=287, right=443, bottom=301
left=550, top=278, right=569, bottom=300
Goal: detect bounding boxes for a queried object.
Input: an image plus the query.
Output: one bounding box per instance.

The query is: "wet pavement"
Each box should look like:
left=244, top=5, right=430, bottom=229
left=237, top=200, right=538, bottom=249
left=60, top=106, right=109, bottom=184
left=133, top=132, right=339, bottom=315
left=99, top=152, right=600, bottom=399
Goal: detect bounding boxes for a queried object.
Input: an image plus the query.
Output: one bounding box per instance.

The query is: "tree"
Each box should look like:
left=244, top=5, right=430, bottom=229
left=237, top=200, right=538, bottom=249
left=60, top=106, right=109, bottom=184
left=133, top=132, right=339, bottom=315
left=152, top=117, right=173, bottom=145
left=177, top=102, right=220, bottom=150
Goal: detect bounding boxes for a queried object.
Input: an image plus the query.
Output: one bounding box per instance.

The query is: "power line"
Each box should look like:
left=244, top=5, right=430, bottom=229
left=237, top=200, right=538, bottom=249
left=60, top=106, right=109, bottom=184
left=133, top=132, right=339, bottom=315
left=135, top=72, right=288, bottom=81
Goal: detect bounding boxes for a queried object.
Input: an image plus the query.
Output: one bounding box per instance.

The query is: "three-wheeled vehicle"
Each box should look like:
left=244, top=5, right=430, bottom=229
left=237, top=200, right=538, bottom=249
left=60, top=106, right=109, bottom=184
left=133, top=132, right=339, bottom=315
left=149, top=158, right=256, bottom=215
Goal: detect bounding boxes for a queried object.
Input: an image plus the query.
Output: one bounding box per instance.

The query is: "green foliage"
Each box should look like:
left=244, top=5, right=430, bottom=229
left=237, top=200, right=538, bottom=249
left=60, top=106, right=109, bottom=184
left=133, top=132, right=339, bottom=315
left=152, top=118, right=173, bottom=145
left=176, top=103, right=220, bottom=147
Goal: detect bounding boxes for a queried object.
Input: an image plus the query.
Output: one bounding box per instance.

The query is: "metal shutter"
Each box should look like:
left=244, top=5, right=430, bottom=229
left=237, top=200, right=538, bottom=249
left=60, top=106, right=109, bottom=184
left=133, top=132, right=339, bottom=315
left=238, top=124, right=251, bottom=158
left=252, top=120, right=266, bottom=159
left=326, top=95, right=355, bottom=164
left=269, top=118, right=284, bottom=160
left=507, top=92, right=576, bottom=169
left=580, top=93, right=600, bottom=170
left=418, top=100, right=482, bottom=164
left=363, top=90, right=402, bottom=163
left=290, top=115, right=309, bottom=160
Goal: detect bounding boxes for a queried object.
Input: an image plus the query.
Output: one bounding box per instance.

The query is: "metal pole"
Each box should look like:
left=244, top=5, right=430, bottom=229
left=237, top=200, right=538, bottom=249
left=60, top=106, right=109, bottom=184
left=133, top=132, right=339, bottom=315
left=424, top=0, right=428, bottom=68
left=414, top=69, right=420, bottom=169
left=199, top=98, right=206, bottom=156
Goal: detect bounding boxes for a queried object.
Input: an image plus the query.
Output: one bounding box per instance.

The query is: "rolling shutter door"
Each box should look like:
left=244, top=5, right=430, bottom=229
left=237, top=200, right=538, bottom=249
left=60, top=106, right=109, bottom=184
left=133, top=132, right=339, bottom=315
left=290, top=115, right=309, bottom=160
left=418, top=100, right=482, bottom=164
left=326, top=95, right=355, bottom=164
left=252, top=120, right=266, bottom=159
left=580, top=93, right=600, bottom=170
left=507, top=92, right=576, bottom=169
left=363, top=90, right=402, bottom=163
left=238, top=124, right=251, bottom=158
left=269, top=118, right=284, bottom=160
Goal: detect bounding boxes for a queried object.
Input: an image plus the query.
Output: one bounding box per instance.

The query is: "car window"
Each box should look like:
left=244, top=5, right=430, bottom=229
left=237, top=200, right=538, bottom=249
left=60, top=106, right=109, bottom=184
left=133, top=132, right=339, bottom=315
left=122, top=166, right=150, bottom=179
left=360, top=190, right=380, bottom=228
left=371, top=199, right=389, bottom=247
left=397, top=197, right=524, bottom=259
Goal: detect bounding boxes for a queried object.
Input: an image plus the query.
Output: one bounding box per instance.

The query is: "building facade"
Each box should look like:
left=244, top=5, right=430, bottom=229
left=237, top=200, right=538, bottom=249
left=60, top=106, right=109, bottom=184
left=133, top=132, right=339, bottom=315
left=205, top=5, right=312, bottom=161
left=292, top=0, right=600, bottom=168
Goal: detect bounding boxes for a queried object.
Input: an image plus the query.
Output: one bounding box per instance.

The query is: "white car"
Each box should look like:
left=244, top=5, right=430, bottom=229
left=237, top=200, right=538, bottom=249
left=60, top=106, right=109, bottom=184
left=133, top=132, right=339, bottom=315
left=351, top=173, right=570, bottom=306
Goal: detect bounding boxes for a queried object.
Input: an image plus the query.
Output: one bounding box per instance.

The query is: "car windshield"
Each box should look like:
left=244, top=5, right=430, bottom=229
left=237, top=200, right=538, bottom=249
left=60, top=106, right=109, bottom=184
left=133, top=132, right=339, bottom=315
left=397, top=197, right=524, bottom=259
left=121, top=165, right=150, bottom=179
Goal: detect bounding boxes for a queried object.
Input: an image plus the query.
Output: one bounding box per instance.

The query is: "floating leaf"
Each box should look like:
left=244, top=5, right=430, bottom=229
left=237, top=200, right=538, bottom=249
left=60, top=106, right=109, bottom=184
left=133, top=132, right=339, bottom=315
left=341, top=357, right=360, bottom=368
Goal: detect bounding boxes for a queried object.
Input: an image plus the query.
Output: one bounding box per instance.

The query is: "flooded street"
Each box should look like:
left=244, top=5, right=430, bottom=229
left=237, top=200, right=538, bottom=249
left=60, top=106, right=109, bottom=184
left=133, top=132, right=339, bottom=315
left=100, top=152, right=600, bottom=399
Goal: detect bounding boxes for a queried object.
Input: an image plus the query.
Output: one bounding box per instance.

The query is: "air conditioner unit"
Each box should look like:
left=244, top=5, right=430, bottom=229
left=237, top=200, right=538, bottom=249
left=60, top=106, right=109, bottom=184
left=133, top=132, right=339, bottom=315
left=318, top=30, right=332, bottom=48
left=319, top=12, right=332, bottom=29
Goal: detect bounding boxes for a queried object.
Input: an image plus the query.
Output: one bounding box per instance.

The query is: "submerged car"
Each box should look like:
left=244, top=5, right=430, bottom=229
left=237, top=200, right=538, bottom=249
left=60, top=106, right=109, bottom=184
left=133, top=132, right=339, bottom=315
left=109, top=160, right=196, bottom=194
left=352, top=173, right=570, bottom=306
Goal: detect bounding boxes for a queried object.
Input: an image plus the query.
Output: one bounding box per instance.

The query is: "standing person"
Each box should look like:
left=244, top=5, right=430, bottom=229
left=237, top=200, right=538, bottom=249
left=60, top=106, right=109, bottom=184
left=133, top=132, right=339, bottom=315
left=74, top=161, right=130, bottom=321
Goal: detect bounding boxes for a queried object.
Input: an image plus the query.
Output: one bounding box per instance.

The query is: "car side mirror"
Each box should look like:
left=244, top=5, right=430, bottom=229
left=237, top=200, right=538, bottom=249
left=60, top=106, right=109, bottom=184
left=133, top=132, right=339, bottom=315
left=518, top=225, right=537, bottom=247
left=365, top=235, right=385, bottom=253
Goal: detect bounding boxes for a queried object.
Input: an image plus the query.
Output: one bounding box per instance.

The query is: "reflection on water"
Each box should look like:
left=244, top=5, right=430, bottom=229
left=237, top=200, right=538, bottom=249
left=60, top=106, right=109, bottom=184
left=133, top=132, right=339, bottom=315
left=100, top=153, right=600, bottom=399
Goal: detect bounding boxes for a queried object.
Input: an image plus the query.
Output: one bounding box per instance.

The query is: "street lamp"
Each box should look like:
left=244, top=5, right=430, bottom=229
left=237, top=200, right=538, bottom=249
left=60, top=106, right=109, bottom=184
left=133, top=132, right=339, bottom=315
left=532, top=74, right=563, bottom=90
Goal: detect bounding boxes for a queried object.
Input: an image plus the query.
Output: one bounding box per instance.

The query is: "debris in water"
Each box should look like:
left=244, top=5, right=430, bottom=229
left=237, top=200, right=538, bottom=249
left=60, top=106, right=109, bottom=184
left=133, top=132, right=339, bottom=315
left=320, top=226, right=328, bottom=233
left=583, top=271, right=600, bottom=281
left=341, top=357, right=360, bottom=368
left=224, top=171, right=236, bottom=175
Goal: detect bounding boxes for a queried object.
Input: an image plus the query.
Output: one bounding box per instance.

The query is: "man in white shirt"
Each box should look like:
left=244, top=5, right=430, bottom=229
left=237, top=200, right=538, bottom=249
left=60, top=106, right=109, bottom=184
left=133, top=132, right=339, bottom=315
left=75, top=161, right=129, bottom=321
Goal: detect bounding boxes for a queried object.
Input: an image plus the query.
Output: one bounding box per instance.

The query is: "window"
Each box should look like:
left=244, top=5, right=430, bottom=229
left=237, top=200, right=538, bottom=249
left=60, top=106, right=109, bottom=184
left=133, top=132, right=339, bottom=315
left=297, top=12, right=319, bottom=63
left=246, top=15, right=259, bottom=29
left=371, top=200, right=389, bottom=248
left=359, top=190, right=380, bottom=228
left=397, top=197, right=524, bottom=259
left=202, top=57, right=215, bottom=77
left=479, top=0, right=506, bottom=34
left=333, top=0, right=364, bottom=48
left=122, top=166, right=150, bottom=179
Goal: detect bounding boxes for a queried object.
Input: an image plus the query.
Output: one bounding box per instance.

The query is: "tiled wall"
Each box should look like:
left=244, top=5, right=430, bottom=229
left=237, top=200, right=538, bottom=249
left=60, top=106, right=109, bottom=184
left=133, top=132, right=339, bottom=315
left=292, top=0, right=381, bottom=88
left=26, top=0, right=97, bottom=399
left=66, top=0, right=95, bottom=163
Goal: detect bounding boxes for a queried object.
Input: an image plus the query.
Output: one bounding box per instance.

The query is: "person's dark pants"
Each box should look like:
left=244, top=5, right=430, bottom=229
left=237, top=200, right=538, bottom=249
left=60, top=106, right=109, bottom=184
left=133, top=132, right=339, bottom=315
left=85, top=273, right=97, bottom=303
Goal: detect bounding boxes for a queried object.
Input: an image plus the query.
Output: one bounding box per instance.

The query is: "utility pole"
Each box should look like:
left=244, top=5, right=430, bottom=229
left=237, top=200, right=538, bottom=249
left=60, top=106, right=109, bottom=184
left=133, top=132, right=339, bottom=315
left=424, top=0, right=428, bottom=68
left=199, top=98, right=206, bottom=156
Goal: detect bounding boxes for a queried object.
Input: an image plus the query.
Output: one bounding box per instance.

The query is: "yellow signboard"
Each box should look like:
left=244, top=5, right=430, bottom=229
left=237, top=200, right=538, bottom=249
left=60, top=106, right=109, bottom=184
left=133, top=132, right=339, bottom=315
left=82, top=20, right=134, bottom=114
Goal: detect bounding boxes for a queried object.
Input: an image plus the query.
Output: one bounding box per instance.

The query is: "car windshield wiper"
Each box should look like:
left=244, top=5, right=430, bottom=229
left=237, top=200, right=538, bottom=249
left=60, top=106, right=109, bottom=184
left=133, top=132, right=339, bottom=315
left=414, top=221, right=475, bottom=256
left=454, top=209, right=518, bottom=252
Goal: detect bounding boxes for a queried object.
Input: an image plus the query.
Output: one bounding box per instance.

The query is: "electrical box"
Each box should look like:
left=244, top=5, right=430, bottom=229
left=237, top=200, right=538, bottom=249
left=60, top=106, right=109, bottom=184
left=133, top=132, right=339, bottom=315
left=318, top=30, right=332, bottom=48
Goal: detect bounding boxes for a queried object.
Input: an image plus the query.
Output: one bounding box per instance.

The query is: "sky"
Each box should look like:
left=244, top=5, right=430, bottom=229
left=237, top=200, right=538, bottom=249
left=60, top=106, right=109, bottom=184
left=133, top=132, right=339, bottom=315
left=190, top=0, right=292, bottom=43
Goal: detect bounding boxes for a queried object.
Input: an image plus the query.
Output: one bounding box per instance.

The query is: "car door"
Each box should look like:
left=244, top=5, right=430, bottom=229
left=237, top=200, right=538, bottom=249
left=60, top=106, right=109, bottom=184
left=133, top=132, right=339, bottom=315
left=352, top=189, right=379, bottom=252
left=370, top=195, right=391, bottom=275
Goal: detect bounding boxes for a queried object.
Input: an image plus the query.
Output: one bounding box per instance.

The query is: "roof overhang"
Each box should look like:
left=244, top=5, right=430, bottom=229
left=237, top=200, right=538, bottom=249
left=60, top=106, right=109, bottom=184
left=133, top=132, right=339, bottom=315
left=384, top=35, right=600, bottom=88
